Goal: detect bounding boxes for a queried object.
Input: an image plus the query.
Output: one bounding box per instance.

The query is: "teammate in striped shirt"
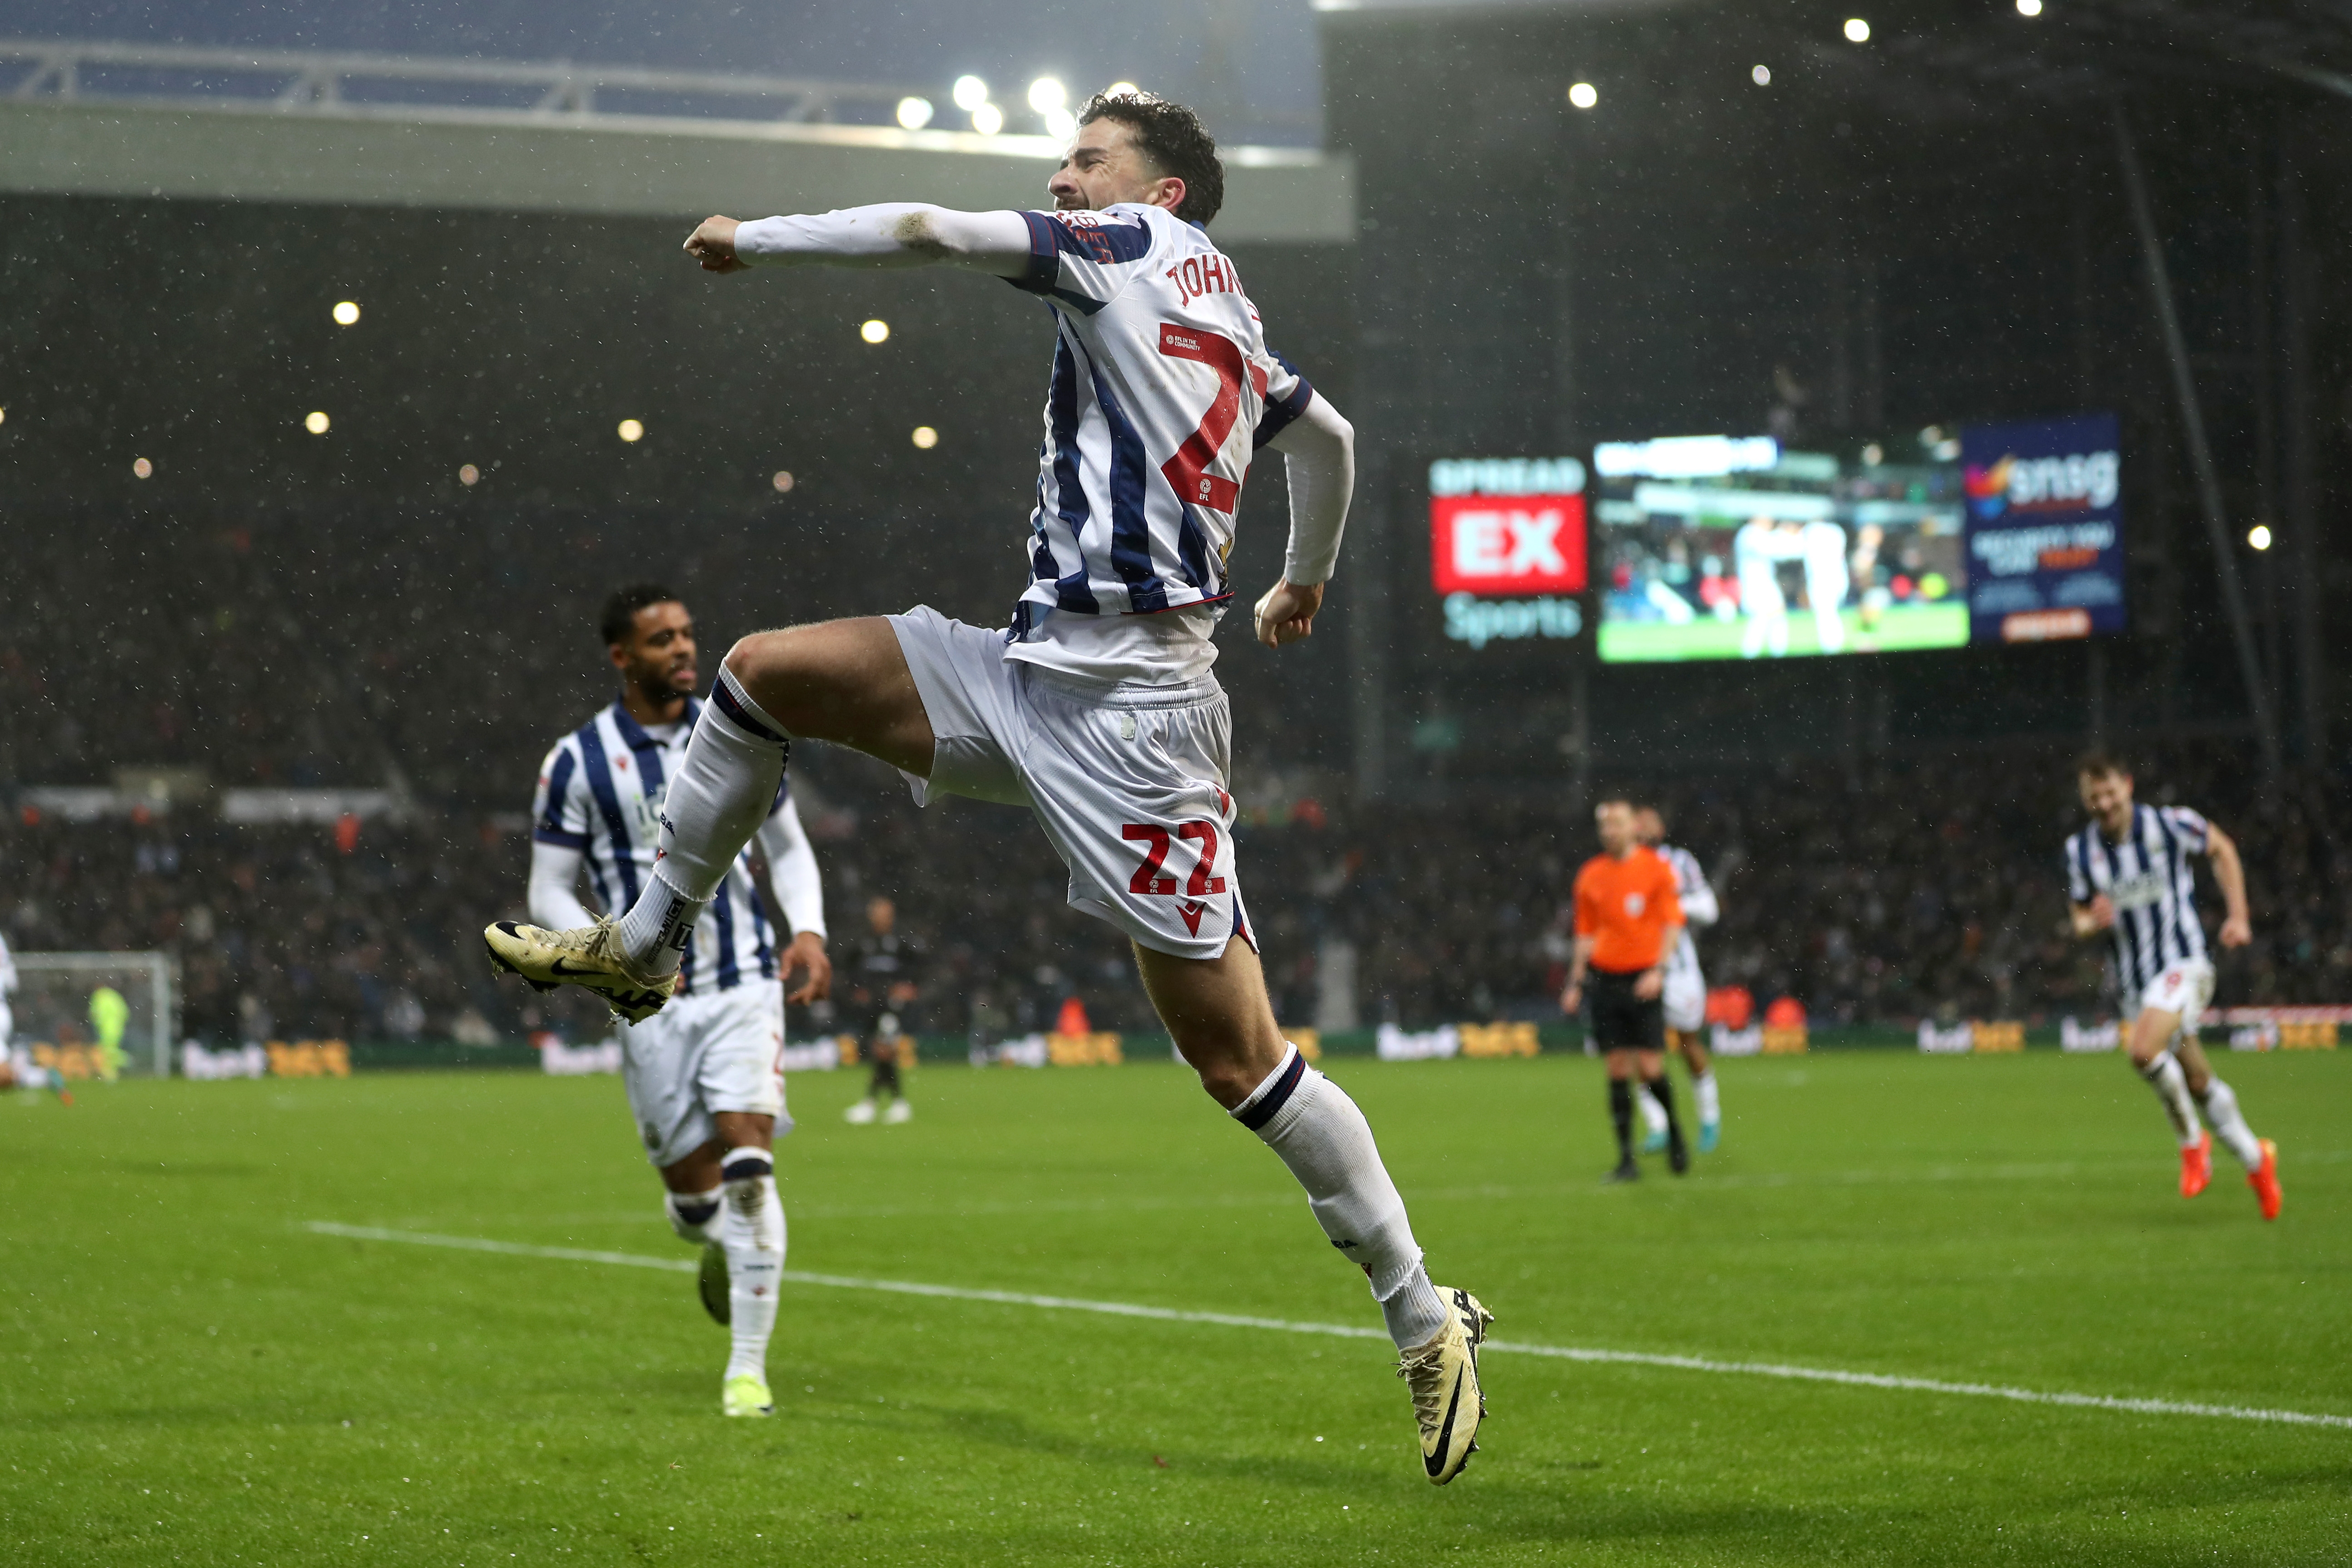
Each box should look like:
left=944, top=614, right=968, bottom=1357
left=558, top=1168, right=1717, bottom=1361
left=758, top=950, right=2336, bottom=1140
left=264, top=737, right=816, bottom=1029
left=524, top=584, right=833, bottom=1416
left=486, top=92, right=1490, bottom=1480
left=2066, top=752, right=2280, bottom=1220
left=1633, top=806, right=1722, bottom=1154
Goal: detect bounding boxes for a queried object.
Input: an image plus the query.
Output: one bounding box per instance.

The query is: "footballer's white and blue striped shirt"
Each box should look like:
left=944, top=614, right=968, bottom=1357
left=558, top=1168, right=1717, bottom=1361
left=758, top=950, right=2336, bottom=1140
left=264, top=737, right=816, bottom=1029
left=2065, top=804, right=2212, bottom=997
left=1003, top=203, right=1313, bottom=645
left=533, top=699, right=791, bottom=997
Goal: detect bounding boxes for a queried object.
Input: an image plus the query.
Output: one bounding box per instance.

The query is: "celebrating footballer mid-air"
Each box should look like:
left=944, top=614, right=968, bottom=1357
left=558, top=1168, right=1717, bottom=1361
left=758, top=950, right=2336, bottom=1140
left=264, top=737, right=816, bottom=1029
left=2066, top=752, right=2282, bottom=1220
left=487, top=90, right=1492, bottom=1480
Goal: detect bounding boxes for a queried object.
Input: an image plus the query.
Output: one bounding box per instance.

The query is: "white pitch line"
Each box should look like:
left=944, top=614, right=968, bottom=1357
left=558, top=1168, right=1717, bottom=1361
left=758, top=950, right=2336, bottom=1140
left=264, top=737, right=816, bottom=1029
left=304, top=1222, right=2352, bottom=1432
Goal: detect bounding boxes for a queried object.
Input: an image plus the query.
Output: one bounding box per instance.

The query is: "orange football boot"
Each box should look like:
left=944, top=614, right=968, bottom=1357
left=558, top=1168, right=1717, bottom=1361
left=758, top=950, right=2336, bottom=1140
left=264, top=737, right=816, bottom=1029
left=2179, top=1129, right=2212, bottom=1198
left=2247, top=1139, right=2282, bottom=1222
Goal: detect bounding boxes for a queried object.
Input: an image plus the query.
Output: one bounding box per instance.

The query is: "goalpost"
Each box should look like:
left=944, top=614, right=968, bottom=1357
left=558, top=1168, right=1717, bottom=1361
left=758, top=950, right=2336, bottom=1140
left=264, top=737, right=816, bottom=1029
left=5, top=952, right=178, bottom=1078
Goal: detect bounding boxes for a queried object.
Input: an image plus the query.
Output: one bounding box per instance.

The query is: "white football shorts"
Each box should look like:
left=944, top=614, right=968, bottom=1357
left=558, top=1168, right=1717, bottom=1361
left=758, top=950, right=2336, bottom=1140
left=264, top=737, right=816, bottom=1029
left=888, top=605, right=1253, bottom=962
left=620, top=978, right=790, bottom=1169
left=2122, top=957, right=2214, bottom=1040
left=1661, top=935, right=1706, bottom=1035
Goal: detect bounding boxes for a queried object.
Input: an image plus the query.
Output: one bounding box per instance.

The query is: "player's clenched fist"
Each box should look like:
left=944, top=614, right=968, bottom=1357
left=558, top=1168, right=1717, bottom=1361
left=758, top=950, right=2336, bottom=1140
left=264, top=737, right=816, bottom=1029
left=685, top=216, right=745, bottom=273
left=1253, top=578, right=1323, bottom=648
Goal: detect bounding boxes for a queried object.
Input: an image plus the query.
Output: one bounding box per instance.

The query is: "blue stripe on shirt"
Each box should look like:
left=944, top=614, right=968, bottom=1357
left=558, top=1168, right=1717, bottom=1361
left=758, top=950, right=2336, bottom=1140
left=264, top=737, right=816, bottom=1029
left=576, top=722, right=641, bottom=912
left=1089, top=363, right=1166, bottom=612
left=1044, top=335, right=1101, bottom=612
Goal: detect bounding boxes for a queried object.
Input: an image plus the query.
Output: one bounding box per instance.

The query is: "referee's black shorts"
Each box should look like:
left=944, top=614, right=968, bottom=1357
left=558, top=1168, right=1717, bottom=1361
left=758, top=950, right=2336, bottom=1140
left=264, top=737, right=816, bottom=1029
left=1587, top=966, right=1665, bottom=1052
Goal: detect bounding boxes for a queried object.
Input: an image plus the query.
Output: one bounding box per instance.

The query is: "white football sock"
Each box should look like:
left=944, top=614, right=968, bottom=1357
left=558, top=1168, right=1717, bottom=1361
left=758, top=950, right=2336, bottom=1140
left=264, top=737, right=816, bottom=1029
left=616, top=667, right=789, bottom=976
left=720, top=1145, right=784, bottom=1380
left=664, top=1185, right=723, bottom=1245
left=1692, top=1069, right=1720, bottom=1125
left=1234, top=1045, right=1448, bottom=1349
left=1637, top=1083, right=1670, bottom=1138
left=2140, top=1050, right=2203, bottom=1148
left=2194, top=1077, right=2263, bottom=1169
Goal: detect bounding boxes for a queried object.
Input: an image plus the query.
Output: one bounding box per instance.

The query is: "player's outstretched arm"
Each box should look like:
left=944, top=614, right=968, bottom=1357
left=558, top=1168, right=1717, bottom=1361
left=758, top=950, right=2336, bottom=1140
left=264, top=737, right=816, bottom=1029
left=2204, top=824, right=2253, bottom=947
left=685, top=205, right=1035, bottom=278
left=1254, top=393, right=1354, bottom=648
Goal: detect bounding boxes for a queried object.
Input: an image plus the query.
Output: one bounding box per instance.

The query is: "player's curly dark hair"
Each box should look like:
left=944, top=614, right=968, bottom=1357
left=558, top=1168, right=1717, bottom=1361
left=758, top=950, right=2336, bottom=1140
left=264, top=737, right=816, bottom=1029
left=2075, top=748, right=2131, bottom=780
left=600, top=582, right=680, bottom=647
left=1078, top=90, right=1224, bottom=226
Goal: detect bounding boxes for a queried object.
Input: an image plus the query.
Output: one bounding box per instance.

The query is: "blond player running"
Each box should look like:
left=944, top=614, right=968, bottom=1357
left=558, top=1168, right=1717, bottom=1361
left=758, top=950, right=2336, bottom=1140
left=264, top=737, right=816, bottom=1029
left=2066, top=752, right=2281, bottom=1220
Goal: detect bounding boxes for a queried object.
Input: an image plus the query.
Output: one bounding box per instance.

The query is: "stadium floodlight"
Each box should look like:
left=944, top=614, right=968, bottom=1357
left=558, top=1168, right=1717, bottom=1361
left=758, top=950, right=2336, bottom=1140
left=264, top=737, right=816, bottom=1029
left=1567, top=81, right=1597, bottom=109
left=2017, top=0, right=2043, bottom=12
left=458, top=463, right=480, bottom=486
left=771, top=470, right=795, bottom=493
left=911, top=425, right=940, bottom=449
left=332, top=300, right=360, bottom=325
left=1845, top=17, right=1871, bottom=41
left=617, top=418, right=644, bottom=443
left=1044, top=106, right=1078, bottom=139
left=952, top=75, right=989, bottom=111
left=0, top=407, right=7, bottom=425
left=132, top=456, right=153, bottom=478
left=895, top=95, right=934, bottom=129
left=1752, top=65, right=1771, bottom=85
left=1106, top=80, right=1140, bottom=97
left=860, top=318, right=891, bottom=344
left=304, top=410, right=330, bottom=434
left=970, top=102, right=1004, bottom=134
left=1027, top=76, right=1067, bottom=114
left=2248, top=524, right=2273, bottom=551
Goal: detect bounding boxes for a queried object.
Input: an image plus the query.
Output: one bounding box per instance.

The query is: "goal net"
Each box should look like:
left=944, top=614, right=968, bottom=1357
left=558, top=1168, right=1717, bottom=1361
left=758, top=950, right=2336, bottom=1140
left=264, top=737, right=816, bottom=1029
left=5, top=952, right=177, bottom=1079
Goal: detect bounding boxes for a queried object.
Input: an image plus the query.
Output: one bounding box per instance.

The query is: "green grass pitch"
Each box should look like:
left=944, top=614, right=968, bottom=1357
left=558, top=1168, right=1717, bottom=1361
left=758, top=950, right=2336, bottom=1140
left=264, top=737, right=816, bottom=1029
left=1597, top=603, right=1969, bottom=662
left=4, top=1050, right=2347, bottom=1566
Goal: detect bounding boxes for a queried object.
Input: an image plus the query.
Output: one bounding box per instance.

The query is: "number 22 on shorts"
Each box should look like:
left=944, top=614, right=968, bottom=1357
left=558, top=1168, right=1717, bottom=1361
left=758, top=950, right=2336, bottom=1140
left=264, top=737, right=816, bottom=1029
left=1122, top=821, right=1228, bottom=896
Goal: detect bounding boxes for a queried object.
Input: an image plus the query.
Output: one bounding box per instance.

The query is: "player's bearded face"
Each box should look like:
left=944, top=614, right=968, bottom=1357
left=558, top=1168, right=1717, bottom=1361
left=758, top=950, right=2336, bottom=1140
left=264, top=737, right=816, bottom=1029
left=618, top=603, right=698, bottom=702
left=2079, top=770, right=2131, bottom=822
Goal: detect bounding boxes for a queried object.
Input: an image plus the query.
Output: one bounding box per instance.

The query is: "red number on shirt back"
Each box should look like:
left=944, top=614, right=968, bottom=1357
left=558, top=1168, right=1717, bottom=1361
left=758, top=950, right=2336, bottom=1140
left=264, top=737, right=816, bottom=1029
left=1157, top=324, right=1268, bottom=514
left=1124, top=821, right=1227, bottom=896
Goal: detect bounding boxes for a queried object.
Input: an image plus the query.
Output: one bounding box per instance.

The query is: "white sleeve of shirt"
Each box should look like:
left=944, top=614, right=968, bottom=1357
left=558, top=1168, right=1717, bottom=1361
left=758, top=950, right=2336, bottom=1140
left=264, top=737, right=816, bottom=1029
left=2064, top=836, right=2092, bottom=904
left=1676, top=855, right=1720, bottom=929
left=733, top=204, right=1035, bottom=277
left=2167, top=806, right=2212, bottom=852
left=756, top=794, right=828, bottom=941
left=1266, top=391, right=1353, bottom=586
left=527, top=839, right=597, bottom=932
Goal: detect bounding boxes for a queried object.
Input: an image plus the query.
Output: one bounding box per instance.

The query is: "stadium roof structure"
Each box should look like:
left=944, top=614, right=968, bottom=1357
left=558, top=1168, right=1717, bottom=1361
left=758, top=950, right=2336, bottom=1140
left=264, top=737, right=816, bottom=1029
left=1314, top=0, right=2352, bottom=113
left=0, top=39, right=1353, bottom=245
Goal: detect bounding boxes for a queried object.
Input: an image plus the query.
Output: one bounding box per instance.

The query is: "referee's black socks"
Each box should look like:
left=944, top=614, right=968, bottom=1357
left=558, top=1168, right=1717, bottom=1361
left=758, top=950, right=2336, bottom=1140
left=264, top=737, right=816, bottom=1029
left=1608, top=1078, right=1636, bottom=1160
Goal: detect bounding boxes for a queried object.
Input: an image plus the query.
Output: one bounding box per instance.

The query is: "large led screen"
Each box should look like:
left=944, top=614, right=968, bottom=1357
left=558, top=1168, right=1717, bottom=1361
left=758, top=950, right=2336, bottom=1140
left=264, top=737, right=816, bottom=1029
left=1592, top=433, right=1969, bottom=663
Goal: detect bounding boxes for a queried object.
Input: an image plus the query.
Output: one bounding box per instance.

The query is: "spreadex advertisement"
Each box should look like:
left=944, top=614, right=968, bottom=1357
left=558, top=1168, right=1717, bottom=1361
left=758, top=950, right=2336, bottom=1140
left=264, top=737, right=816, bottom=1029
left=1960, top=413, right=2127, bottom=643
left=1426, top=457, right=1587, bottom=650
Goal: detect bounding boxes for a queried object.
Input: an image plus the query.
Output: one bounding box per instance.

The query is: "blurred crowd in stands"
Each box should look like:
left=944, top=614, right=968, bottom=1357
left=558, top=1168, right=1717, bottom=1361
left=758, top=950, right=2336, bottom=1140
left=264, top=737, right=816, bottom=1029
left=6, top=739, right=2346, bottom=1045
left=6, top=504, right=2344, bottom=1044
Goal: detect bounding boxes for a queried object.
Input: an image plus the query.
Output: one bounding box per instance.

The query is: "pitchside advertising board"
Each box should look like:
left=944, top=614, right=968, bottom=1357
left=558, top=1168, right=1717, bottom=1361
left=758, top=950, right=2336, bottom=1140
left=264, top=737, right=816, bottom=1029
left=1427, top=456, right=1587, bottom=650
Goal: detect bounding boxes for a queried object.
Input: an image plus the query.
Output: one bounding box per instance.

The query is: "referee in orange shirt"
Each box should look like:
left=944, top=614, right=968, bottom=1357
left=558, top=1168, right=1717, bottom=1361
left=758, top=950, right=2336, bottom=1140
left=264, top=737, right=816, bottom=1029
left=1562, top=795, right=1688, bottom=1181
